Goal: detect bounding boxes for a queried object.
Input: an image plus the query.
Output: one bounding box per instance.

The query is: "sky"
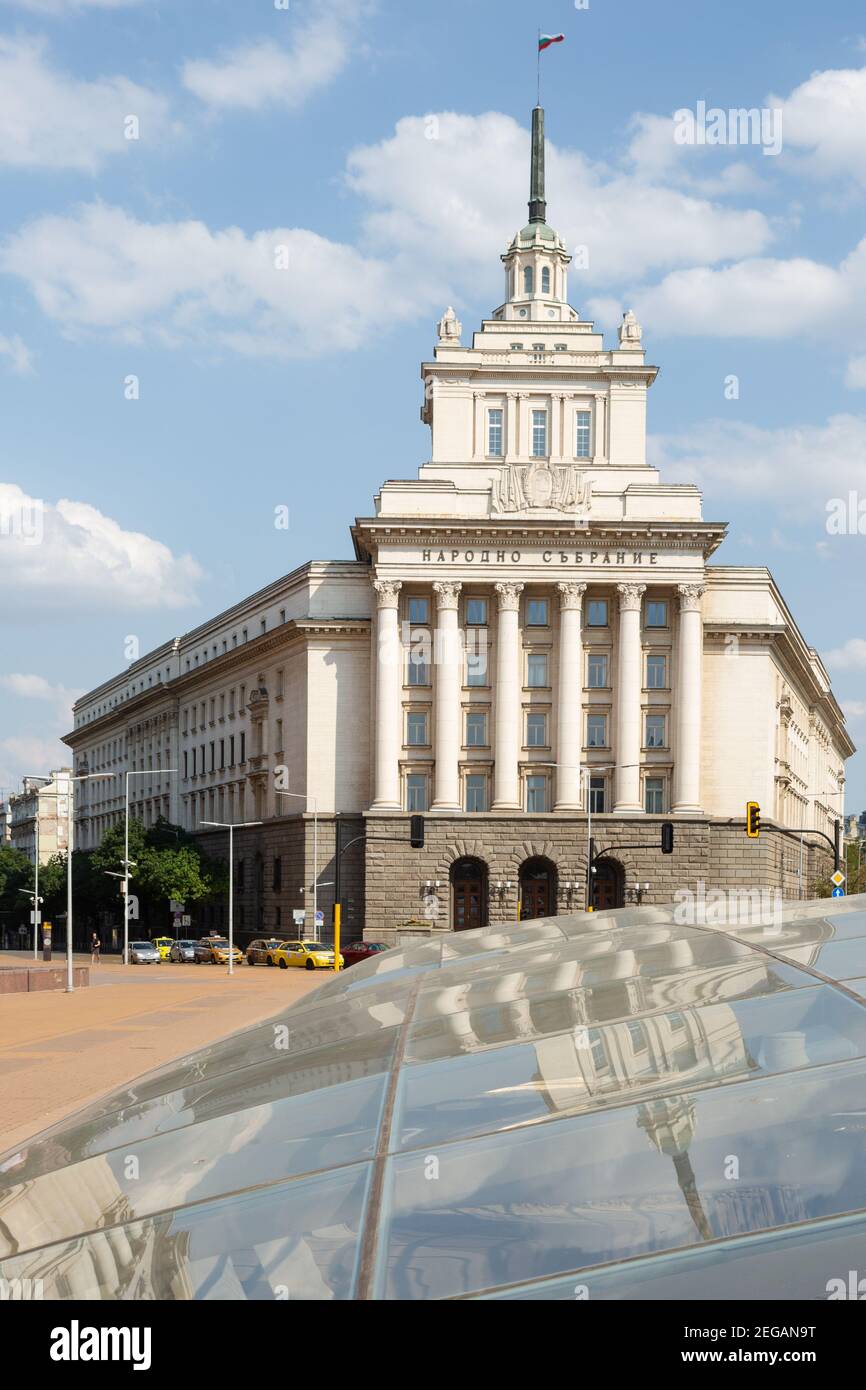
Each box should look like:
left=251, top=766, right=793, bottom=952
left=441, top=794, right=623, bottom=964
left=0, top=0, right=865, bottom=810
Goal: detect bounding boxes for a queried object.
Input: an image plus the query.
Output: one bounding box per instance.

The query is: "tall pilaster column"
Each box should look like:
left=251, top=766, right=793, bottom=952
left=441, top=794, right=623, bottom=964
left=614, top=583, right=646, bottom=812
left=493, top=581, right=524, bottom=809
left=371, top=579, right=403, bottom=809
left=432, top=581, right=463, bottom=810
left=673, top=584, right=705, bottom=813
left=555, top=582, right=587, bottom=810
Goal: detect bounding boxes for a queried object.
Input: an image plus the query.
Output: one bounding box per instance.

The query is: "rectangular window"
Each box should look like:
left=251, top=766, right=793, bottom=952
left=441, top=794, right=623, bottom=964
left=183, top=751, right=188, bottom=779
left=645, top=777, right=665, bottom=814
left=645, top=714, right=666, bottom=749
left=408, top=596, right=429, bottom=625
left=526, top=711, right=547, bottom=747
left=219, top=739, right=225, bottom=769
left=465, top=711, right=487, bottom=747
left=646, top=654, right=667, bottom=689
left=240, top=732, right=246, bottom=763
left=646, top=600, right=668, bottom=628
left=229, top=690, right=235, bottom=716
left=209, top=742, right=215, bottom=773
left=236, top=858, right=245, bottom=890
left=275, top=720, right=283, bottom=751
left=273, top=857, right=282, bottom=892
left=229, top=735, right=235, bottom=766
left=526, top=774, right=548, bottom=813
left=407, top=773, right=428, bottom=813
left=407, top=711, right=429, bottom=746
left=586, top=599, right=608, bottom=627
left=575, top=409, right=592, bottom=459
left=587, top=652, right=608, bottom=688
left=589, top=775, right=606, bottom=813
left=587, top=713, right=608, bottom=748
left=526, top=597, right=549, bottom=626
left=487, top=409, right=504, bottom=457
left=465, top=773, right=488, bottom=813
left=526, top=652, right=549, bottom=688
left=276, top=668, right=284, bottom=698
left=465, top=597, right=488, bottom=626
left=531, top=409, right=548, bottom=457
left=407, top=643, right=431, bottom=686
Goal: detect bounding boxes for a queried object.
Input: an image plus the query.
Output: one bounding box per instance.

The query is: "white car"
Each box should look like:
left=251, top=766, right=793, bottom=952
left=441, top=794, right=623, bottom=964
left=129, top=941, right=161, bottom=964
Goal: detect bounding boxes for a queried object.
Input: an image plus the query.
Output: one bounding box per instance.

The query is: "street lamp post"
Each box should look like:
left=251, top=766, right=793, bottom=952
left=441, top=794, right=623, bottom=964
left=122, top=769, right=177, bottom=964
left=200, top=820, right=262, bottom=974
left=275, top=790, right=318, bottom=936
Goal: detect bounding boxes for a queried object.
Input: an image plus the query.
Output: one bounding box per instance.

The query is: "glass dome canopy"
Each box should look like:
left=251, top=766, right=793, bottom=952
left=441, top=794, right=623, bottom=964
left=3, top=896, right=866, bottom=1301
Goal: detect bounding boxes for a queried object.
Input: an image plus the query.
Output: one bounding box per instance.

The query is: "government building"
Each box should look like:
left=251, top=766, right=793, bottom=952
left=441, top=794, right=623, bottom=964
left=64, top=108, right=853, bottom=941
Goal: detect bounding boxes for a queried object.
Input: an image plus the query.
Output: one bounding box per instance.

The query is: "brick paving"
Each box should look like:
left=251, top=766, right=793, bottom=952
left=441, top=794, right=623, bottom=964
left=0, top=952, right=326, bottom=1155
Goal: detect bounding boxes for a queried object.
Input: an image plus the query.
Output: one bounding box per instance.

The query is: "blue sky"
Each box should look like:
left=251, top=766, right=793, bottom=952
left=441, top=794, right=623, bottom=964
left=1, top=0, right=865, bottom=810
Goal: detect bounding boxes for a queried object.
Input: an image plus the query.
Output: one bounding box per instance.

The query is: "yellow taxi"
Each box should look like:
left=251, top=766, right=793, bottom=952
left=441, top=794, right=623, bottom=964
left=194, top=937, right=244, bottom=966
left=271, top=940, right=343, bottom=972
left=152, top=936, right=175, bottom=961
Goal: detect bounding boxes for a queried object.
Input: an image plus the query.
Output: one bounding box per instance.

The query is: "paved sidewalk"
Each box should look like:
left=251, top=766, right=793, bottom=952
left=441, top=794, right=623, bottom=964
left=0, top=954, right=326, bottom=1155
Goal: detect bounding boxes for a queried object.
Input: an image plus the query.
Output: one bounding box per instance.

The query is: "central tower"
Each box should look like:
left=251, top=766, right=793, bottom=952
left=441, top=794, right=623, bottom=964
left=498, top=106, right=574, bottom=323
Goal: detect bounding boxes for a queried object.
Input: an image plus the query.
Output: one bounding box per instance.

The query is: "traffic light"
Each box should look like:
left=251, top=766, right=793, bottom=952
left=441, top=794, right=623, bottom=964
left=746, top=802, right=761, bottom=839
left=410, top=814, right=425, bottom=849
left=661, top=822, right=674, bottom=855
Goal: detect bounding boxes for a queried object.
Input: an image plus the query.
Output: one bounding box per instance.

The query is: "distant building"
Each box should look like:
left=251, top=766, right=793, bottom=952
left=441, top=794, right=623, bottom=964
left=0, top=799, right=10, bottom=846
left=9, top=770, right=72, bottom=865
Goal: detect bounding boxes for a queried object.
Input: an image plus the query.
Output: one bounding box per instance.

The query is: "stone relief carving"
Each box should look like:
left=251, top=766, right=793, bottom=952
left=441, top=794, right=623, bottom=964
left=491, top=460, right=593, bottom=515
left=432, top=580, right=463, bottom=609
left=619, top=308, right=643, bottom=347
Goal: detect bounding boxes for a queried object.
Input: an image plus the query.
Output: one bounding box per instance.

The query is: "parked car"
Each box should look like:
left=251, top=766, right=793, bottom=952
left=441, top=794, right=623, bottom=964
left=152, top=936, right=175, bottom=961
left=246, top=938, right=286, bottom=967
left=169, top=939, right=197, bottom=963
left=129, top=941, right=161, bottom=965
left=271, top=940, right=344, bottom=971
left=194, top=937, right=244, bottom=966
left=341, top=941, right=390, bottom=969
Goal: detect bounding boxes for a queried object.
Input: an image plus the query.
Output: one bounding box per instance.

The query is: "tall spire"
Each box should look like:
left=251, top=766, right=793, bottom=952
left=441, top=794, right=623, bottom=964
left=528, top=106, right=546, bottom=224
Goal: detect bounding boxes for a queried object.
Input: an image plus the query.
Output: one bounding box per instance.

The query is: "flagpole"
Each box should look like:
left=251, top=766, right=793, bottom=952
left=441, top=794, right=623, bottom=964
left=537, top=30, right=541, bottom=106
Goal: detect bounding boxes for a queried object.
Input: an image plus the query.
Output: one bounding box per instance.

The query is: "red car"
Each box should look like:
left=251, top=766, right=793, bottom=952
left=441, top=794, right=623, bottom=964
left=340, top=941, right=390, bottom=969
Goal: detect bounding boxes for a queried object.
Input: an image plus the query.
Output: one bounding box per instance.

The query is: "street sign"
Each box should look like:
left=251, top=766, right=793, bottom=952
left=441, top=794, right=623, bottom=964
left=29, top=910, right=41, bottom=925
left=315, top=910, right=324, bottom=928
left=293, top=909, right=305, bottom=927
left=831, top=870, right=846, bottom=888
left=181, top=915, right=191, bottom=927
left=832, top=886, right=845, bottom=898
left=170, top=900, right=186, bottom=913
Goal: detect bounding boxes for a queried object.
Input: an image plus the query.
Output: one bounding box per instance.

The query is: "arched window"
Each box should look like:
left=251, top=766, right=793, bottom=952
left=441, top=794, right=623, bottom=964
left=541, top=266, right=551, bottom=294
left=523, top=265, right=534, bottom=295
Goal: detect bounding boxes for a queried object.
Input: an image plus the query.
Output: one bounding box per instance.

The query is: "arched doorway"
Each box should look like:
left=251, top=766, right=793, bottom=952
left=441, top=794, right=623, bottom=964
left=519, top=856, right=557, bottom=920
left=451, top=858, right=488, bottom=931
left=593, top=857, right=625, bottom=911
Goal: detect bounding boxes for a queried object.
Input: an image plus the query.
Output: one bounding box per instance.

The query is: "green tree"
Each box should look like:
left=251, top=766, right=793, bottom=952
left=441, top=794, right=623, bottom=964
left=0, top=844, right=33, bottom=914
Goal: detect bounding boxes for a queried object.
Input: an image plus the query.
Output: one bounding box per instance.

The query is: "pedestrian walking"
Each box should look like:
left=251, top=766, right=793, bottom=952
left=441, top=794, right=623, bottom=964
left=90, top=932, right=101, bottom=965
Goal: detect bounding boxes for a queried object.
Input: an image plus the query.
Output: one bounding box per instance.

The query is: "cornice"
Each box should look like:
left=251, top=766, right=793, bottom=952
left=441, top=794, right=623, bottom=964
left=353, top=517, right=727, bottom=557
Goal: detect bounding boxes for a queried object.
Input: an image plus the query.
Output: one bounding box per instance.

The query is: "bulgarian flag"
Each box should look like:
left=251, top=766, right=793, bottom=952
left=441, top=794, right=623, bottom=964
left=538, top=33, right=565, bottom=52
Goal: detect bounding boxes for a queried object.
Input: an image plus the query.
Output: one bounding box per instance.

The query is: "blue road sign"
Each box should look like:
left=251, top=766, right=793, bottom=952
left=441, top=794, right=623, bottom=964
left=832, top=886, right=845, bottom=898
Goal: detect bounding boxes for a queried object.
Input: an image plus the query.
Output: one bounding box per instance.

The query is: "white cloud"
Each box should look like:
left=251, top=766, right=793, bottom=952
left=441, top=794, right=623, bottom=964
left=0, top=483, right=202, bottom=612
left=347, top=112, right=772, bottom=289
left=845, top=354, right=866, bottom=389
left=0, top=676, right=82, bottom=791
left=823, top=638, right=866, bottom=671
left=588, top=234, right=866, bottom=347
left=183, top=0, right=367, bottom=111
left=1, top=202, right=434, bottom=356
left=0, top=735, right=71, bottom=794
left=649, top=412, right=866, bottom=517
left=0, top=333, right=33, bottom=373
left=0, top=35, right=170, bottom=173
left=842, top=699, right=866, bottom=720
left=770, top=65, right=866, bottom=185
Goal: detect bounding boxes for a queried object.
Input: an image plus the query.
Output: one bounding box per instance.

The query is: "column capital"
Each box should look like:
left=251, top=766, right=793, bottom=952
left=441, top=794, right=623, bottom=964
left=372, top=579, right=402, bottom=609
left=494, top=581, right=525, bottom=612
left=557, top=581, right=587, bottom=610
left=616, top=582, right=647, bottom=612
left=677, top=583, right=706, bottom=612
left=432, top=580, right=463, bottom=611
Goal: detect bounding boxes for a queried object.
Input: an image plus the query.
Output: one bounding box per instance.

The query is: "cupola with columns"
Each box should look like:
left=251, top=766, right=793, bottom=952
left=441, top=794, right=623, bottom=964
left=497, top=105, right=575, bottom=323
